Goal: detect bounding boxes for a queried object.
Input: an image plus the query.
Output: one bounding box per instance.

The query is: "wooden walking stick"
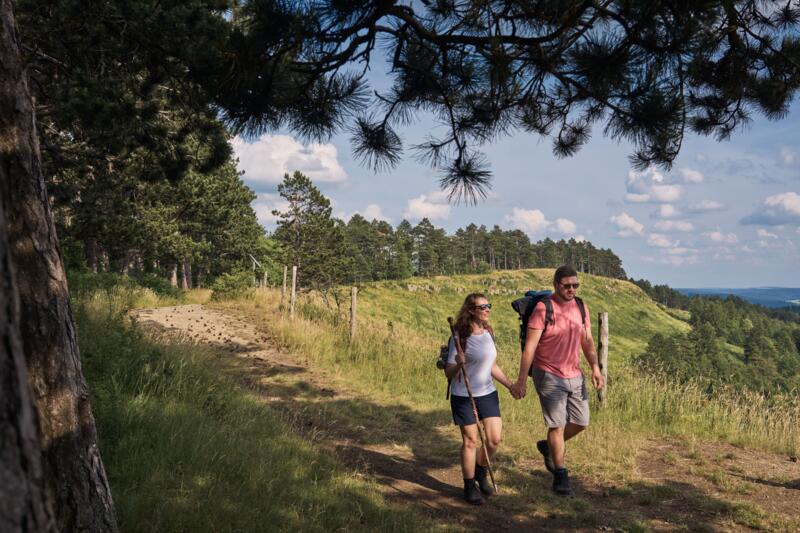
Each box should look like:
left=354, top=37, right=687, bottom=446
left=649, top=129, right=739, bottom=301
left=448, top=317, right=498, bottom=493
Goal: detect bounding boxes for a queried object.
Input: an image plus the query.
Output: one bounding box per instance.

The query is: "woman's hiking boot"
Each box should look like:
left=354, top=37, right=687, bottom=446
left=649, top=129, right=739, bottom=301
left=552, top=468, right=572, bottom=496
left=536, top=440, right=555, bottom=473
left=474, top=464, right=495, bottom=497
left=463, top=478, right=485, bottom=505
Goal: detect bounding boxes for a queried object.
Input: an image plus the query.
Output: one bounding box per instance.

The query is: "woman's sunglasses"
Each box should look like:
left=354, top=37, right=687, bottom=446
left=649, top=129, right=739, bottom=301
left=473, top=303, right=492, bottom=310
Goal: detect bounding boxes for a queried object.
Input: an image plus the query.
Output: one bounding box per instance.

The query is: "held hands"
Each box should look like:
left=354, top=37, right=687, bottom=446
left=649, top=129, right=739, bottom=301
left=509, top=379, right=527, bottom=400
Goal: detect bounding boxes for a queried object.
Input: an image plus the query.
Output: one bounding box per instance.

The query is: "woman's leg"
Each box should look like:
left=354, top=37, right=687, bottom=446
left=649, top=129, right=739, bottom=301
left=476, top=417, right=502, bottom=466
left=459, top=424, right=480, bottom=479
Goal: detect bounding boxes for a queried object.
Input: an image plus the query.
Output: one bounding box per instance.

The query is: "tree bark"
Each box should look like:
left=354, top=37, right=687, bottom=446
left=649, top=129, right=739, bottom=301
left=0, top=2, right=118, bottom=531
left=169, top=263, right=178, bottom=287
left=85, top=238, right=98, bottom=273
left=181, top=260, right=192, bottom=289
left=0, top=189, right=55, bottom=533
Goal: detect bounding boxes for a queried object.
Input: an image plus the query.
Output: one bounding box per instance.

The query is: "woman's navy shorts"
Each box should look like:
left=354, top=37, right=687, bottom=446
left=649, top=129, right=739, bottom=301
left=450, top=390, right=501, bottom=426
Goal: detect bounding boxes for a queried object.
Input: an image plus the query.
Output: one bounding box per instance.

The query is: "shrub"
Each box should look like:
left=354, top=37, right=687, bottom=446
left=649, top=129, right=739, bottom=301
left=211, top=270, right=254, bottom=300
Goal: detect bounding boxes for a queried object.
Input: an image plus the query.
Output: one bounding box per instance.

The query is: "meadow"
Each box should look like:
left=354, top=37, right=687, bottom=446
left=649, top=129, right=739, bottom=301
left=220, top=269, right=799, bottom=461
left=75, top=269, right=800, bottom=531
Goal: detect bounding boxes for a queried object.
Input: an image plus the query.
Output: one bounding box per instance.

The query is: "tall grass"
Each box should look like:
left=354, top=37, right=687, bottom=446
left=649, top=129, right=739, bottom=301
left=219, top=272, right=799, bottom=473
left=76, top=288, right=437, bottom=532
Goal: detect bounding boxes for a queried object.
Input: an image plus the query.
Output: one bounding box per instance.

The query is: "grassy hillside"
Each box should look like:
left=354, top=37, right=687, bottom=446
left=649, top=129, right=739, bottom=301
left=220, top=269, right=799, bottom=470
left=357, top=269, right=690, bottom=364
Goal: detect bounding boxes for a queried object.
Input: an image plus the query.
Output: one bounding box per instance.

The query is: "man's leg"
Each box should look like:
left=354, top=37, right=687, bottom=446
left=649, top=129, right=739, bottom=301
left=548, top=422, right=585, bottom=469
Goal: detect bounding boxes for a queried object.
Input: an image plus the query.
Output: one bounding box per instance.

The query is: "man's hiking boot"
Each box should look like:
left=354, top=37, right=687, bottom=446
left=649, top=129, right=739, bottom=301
left=536, top=440, right=555, bottom=473
left=552, top=468, right=572, bottom=496
left=463, top=478, right=485, bottom=505
left=474, top=464, right=495, bottom=497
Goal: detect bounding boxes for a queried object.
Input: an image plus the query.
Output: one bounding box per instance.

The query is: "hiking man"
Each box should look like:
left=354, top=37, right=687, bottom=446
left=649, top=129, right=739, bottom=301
left=510, top=265, right=605, bottom=496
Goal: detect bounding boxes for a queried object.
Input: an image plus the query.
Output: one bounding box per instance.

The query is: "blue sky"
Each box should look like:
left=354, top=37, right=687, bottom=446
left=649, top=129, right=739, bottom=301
left=233, top=98, right=800, bottom=289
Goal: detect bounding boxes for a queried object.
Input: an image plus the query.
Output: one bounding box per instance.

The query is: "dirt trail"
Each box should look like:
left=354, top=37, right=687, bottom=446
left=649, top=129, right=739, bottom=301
left=132, top=304, right=800, bottom=532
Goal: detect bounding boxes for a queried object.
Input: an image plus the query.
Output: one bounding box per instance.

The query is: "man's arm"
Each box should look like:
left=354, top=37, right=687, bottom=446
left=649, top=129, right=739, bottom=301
left=511, top=328, right=542, bottom=398
left=581, top=329, right=605, bottom=390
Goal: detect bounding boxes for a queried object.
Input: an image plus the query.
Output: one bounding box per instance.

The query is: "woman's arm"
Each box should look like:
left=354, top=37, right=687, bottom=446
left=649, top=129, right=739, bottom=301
left=491, top=363, right=513, bottom=390
left=444, top=361, right=463, bottom=380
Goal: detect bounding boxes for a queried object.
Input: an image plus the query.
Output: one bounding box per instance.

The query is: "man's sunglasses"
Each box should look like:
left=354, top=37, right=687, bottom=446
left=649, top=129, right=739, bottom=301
left=560, top=283, right=580, bottom=289
left=474, top=303, right=492, bottom=310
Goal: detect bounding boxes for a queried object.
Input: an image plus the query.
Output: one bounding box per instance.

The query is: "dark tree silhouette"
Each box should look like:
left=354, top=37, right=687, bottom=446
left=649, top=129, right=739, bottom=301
left=224, top=0, right=800, bottom=203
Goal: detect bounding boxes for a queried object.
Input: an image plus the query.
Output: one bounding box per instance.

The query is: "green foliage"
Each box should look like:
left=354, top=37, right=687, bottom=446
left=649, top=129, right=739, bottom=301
left=210, top=271, right=255, bottom=300
left=272, top=171, right=354, bottom=292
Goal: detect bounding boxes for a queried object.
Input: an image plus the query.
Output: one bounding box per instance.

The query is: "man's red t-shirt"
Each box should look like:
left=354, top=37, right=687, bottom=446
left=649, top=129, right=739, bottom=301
left=527, top=297, right=590, bottom=378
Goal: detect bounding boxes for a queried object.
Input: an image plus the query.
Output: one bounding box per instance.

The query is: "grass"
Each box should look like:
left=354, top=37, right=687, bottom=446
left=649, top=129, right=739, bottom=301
left=218, top=270, right=799, bottom=463
left=77, top=268, right=800, bottom=531
left=76, top=288, right=440, bottom=532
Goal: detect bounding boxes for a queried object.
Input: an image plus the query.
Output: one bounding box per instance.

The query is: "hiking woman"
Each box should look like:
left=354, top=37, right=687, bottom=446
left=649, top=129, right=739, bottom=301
left=445, top=293, right=514, bottom=505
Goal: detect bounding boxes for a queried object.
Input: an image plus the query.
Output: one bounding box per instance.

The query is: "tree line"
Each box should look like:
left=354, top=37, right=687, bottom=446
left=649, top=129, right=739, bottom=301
left=271, top=171, right=627, bottom=295
left=638, top=295, right=800, bottom=394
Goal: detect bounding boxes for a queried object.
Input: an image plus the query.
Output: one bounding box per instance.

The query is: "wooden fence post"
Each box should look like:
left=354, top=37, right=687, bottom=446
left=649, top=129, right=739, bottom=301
left=281, top=265, right=287, bottom=308
left=350, top=286, right=358, bottom=342
left=597, top=312, right=609, bottom=406
left=289, top=266, right=297, bottom=318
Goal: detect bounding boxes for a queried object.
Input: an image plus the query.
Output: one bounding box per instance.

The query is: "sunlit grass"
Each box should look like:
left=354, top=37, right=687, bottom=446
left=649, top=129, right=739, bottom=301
left=218, top=270, right=799, bottom=466
left=76, top=288, right=438, bottom=532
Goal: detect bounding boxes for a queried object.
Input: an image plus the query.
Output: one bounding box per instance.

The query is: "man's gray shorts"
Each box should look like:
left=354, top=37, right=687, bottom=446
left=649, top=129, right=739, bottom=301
left=531, top=368, right=590, bottom=428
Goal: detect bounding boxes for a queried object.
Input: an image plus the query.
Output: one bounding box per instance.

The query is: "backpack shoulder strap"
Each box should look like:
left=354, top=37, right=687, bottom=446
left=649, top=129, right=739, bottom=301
left=486, top=324, right=495, bottom=341
left=574, top=296, right=586, bottom=325
left=543, top=297, right=555, bottom=330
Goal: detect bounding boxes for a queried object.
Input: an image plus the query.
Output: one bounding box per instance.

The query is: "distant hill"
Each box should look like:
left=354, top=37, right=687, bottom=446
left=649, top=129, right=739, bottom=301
left=676, top=287, right=800, bottom=308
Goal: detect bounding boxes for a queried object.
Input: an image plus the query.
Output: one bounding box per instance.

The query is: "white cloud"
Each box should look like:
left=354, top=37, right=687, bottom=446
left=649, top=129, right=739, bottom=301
left=506, top=208, right=549, bottom=235
left=756, top=228, right=778, bottom=239
left=655, top=204, right=681, bottom=219
left=625, top=193, right=651, bottom=203
left=665, top=254, right=699, bottom=266
left=780, top=146, right=796, bottom=166
left=704, top=231, right=739, bottom=244
left=647, top=233, right=677, bottom=248
left=338, top=204, right=392, bottom=223
left=555, top=218, right=577, bottom=234
left=654, top=220, right=694, bottom=232
left=625, top=167, right=682, bottom=203
left=679, top=167, right=704, bottom=183
left=741, top=192, right=800, bottom=225
left=610, top=212, right=645, bottom=237
left=232, top=135, right=348, bottom=187
left=362, top=204, right=390, bottom=222
left=252, top=193, right=289, bottom=226
left=664, top=247, right=695, bottom=256
left=688, top=200, right=725, bottom=213
left=403, top=192, right=450, bottom=220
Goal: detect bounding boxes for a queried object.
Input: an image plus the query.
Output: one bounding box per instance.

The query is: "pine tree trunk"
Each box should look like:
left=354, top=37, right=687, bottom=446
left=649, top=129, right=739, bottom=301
left=169, top=263, right=178, bottom=287
left=0, top=188, right=56, bottom=533
left=0, top=2, right=118, bottom=531
left=181, top=260, right=192, bottom=289
left=85, top=238, right=98, bottom=273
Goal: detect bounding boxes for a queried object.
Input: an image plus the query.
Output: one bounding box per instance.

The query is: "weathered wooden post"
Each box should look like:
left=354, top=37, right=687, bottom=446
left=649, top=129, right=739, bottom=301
left=350, top=286, right=358, bottom=342
left=289, top=266, right=297, bottom=318
left=281, top=265, right=287, bottom=308
left=598, top=312, right=609, bottom=406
